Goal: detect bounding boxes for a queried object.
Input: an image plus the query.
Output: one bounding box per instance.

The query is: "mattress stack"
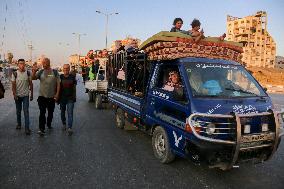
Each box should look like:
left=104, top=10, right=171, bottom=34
left=139, top=31, right=243, bottom=62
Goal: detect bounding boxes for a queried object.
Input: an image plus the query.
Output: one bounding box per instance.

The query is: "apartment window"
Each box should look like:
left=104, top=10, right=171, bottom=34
left=250, top=27, right=256, bottom=33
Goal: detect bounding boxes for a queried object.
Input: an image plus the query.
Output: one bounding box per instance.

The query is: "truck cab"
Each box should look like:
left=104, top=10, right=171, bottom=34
left=107, top=33, right=284, bottom=170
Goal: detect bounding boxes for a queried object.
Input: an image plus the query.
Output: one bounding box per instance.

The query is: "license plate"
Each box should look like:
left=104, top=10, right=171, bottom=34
left=241, top=133, right=275, bottom=143
left=240, top=141, right=264, bottom=148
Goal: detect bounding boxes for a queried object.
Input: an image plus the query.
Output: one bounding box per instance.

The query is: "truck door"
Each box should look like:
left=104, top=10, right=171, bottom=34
left=146, top=63, right=190, bottom=149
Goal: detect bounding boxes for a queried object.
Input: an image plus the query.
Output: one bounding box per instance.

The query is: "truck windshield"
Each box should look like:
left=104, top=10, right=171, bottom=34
left=185, top=63, right=267, bottom=98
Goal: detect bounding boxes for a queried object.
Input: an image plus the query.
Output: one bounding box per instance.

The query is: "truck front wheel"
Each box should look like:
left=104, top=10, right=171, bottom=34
left=152, top=126, right=175, bottom=163
left=115, top=108, right=125, bottom=129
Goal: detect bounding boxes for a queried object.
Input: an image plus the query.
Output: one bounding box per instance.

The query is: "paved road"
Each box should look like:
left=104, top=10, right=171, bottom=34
left=0, top=78, right=284, bottom=189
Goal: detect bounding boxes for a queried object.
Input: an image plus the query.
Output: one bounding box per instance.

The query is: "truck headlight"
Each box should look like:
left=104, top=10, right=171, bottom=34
left=262, top=123, right=269, bottom=132
left=206, top=123, right=216, bottom=135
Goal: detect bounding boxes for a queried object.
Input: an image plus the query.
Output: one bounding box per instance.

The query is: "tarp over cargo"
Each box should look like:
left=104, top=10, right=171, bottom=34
left=139, top=31, right=243, bottom=62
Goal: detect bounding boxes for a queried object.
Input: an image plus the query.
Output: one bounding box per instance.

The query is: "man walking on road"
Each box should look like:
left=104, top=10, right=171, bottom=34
left=32, top=57, right=60, bottom=136
left=11, top=59, right=33, bottom=135
left=59, top=64, right=77, bottom=135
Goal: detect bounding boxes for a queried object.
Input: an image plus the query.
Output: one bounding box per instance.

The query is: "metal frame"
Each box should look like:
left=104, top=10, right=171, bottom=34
left=188, top=113, right=236, bottom=144
left=108, top=51, right=148, bottom=97
left=268, top=111, right=281, bottom=159
left=188, top=110, right=281, bottom=169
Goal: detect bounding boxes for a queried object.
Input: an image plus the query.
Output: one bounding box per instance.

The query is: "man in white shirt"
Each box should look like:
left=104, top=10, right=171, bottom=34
left=11, top=59, right=33, bottom=135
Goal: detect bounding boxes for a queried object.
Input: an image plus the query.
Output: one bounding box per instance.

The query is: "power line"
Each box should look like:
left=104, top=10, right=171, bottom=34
left=0, top=1, right=8, bottom=60
left=18, top=0, right=30, bottom=42
left=7, top=1, right=29, bottom=53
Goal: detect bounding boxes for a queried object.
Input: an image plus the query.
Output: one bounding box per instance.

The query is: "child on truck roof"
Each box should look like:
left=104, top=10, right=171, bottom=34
left=188, top=18, right=205, bottom=42
left=188, top=18, right=226, bottom=42
left=170, top=18, right=191, bottom=36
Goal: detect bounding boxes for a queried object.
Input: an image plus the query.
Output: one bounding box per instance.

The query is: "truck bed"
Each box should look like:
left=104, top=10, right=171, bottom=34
left=108, top=88, right=144, bottom=118
left=85, top=80, right=108, bottom=92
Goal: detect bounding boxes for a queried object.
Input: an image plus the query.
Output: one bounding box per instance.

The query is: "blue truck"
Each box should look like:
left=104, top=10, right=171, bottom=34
left=107, top=40, right=284, bottom=170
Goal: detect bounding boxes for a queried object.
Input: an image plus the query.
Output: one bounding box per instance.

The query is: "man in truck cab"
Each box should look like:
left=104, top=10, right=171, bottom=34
left=189, top=72, right=208, bottom=95
left=162, top=70, right=184, bottom=100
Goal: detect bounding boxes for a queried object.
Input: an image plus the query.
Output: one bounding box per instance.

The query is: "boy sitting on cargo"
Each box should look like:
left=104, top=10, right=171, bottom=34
left=189, top=18, right=226, bottom=42
left=170, top=18, right=191, bottom=35
left=188, top=19, right=205, bottom=42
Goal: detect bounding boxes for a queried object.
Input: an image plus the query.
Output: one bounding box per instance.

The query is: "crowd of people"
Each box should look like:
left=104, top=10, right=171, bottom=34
left=0, top=18, right=230, bottom=136
left=1, top=58, right=77, bottom=136
left=80, top=49, right=108, bottom=84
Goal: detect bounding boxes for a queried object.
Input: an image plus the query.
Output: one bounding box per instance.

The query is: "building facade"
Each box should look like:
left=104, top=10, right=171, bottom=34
left=275, top=56, right=284, bottom=69
left=226, top=11, right=276, bottom=68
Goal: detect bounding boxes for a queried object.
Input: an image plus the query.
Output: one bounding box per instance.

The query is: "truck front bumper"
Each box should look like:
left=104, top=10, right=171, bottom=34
left=186, top=111, right=283, bottom=170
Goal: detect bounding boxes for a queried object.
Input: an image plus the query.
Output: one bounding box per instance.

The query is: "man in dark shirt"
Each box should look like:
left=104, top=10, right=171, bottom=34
left=59, top=64, right=77, bottom=135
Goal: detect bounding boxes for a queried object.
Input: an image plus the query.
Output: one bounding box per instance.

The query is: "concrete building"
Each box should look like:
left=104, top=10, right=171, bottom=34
left=226, top=11, right=276, bottom=68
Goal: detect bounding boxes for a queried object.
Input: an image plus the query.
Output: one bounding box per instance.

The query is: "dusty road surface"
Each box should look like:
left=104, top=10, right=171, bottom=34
left=0, top=78, right=284, bottom=189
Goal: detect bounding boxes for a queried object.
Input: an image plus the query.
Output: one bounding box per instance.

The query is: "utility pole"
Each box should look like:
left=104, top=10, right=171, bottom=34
left=96, top=10, right=119, bottom=49
left=58, top=42, right=70, bottom=65
left=72, top=33, right=86, bottom=65
left=28, top=41, right=34, bottom=65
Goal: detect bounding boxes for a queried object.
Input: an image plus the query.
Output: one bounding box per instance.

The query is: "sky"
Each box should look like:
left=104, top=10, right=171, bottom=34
left=0, top=0, right=283, bottom=66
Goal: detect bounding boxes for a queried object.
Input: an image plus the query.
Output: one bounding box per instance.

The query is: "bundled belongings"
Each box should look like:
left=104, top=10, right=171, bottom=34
left=111, top=37, right=141, bottom=53
left=139, top=31, right=243, bottom=63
